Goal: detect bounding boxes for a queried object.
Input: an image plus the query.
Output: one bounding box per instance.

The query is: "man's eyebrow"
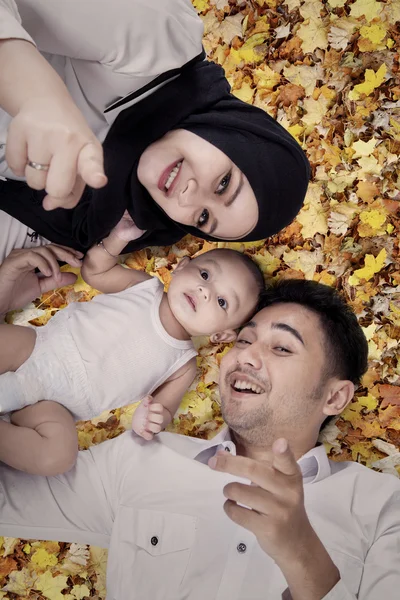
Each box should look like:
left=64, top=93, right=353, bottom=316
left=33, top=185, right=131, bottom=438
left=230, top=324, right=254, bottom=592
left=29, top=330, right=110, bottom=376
left=207, top=173, right=244, bottom=236
left=271, top=322, right=305, bottom=346
left=239, top=320, right=256, bottom=331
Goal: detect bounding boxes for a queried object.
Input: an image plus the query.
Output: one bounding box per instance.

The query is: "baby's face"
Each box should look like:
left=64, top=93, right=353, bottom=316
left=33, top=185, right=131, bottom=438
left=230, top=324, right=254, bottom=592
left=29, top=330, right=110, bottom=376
left=167, top=252, right=259, bottom=337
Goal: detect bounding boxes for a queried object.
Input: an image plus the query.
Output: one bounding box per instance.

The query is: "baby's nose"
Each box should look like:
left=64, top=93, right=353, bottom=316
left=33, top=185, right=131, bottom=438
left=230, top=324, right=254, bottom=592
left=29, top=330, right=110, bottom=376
left=198, top=286, right=210, bottom=301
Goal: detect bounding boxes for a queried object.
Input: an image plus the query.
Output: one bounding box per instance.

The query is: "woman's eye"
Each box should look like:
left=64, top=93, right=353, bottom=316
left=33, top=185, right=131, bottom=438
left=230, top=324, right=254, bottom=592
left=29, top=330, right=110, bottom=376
left=200, top=270, right=209, bottom=280
left=218, top=297, right=227, bottom=309
left=197, top=209, right=209, bottom=228
left=216, top=171, right=232, bottom=195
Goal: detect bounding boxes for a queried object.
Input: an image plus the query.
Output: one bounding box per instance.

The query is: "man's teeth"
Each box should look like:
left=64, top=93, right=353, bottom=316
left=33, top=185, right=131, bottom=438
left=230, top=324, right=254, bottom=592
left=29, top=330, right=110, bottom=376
left=232, top=380, right=264, bottom=394
left=165, top=162, right=182, bottom=190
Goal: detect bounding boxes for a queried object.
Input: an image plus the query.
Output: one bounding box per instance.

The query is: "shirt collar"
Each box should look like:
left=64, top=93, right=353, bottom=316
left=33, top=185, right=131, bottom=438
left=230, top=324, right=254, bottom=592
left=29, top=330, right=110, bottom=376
left=158, top=428, right=331, bottom=483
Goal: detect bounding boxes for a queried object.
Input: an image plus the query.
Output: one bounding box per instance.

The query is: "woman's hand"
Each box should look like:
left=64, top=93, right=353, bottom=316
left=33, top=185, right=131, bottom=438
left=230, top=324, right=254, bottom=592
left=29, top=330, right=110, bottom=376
left=111, top=210, right=146, bottom=242
left=0, top=245, right=83, bottom=316
left=1, top=39, right=107, bottom=210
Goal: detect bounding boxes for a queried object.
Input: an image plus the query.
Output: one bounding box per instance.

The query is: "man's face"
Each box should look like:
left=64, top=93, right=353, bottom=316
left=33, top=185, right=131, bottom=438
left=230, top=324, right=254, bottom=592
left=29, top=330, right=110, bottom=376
left=219, top=302, right=329, bottom=445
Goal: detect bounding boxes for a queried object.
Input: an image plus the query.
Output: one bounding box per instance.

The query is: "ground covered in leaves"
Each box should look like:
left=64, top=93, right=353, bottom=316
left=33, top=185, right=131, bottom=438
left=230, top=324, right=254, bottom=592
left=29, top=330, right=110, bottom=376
left=1, top=0, right=399, bottom=597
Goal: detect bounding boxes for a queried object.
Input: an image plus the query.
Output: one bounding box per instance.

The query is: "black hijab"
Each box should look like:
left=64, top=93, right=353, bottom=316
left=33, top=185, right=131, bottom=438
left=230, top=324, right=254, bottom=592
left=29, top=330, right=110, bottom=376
left=0, top=58, right=310, bottom=252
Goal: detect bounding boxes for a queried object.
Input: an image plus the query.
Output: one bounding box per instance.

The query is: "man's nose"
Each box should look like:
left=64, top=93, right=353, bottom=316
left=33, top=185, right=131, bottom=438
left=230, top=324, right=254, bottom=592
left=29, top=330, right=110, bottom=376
left=237, top=344, right=262, bottom=370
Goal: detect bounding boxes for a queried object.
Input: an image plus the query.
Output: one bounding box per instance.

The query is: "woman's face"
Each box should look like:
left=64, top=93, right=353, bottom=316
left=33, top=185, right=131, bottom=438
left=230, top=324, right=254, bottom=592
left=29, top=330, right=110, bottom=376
left=137, top=129, right=259, bottom=239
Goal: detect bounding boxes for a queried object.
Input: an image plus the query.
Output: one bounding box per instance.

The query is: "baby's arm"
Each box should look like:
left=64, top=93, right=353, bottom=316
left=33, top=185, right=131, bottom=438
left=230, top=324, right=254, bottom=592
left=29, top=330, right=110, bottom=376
left=81, top=211, right=149, bottom=294
left=132, top=358, right=197, bottom=440
left=0, top=401, right=78, bottom=476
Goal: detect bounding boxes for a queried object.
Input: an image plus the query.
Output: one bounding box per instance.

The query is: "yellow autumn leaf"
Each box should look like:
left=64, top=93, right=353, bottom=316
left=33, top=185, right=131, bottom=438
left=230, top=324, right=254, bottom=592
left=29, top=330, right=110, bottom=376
left=35, top=572, right=68, bottom=600
left=357, top=209, right=387, bottom=237
left=301, top=96, right=329, bottom=127
left=252, top=250, right=281, bottom=277
left=298, top=18, right=328, bottom=53
left=283, top=249, right=323, bottom=279
left=350, top=0, right=382, bottom=20
left=237, top=33, right=269, bottom=63
left=70, top=584, right=91, bottom=599
left=253, top=65, right=281, bottom=90
left=348, top=64, right=387, bottom=100
left=297, top=183, right=328, bottom=239
left=192, top=0, right=209, bottom=11
left=359, top=23, right=387, bottom=48
left=31, top=548, right=58, bottom=569
left=358, top=394, right=379, bottom=412
left=232, top=81, right=255, bottom=103
left=351, top=138, right=377, bottom=158
left=349, top=249, right=387, bottom=285
left=2, top=568, right=36, bottom=596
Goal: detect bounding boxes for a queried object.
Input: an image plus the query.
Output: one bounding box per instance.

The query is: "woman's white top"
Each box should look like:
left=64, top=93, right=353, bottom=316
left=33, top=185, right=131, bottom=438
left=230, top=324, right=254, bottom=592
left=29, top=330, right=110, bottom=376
left=0, top=0, right=204, bottom=179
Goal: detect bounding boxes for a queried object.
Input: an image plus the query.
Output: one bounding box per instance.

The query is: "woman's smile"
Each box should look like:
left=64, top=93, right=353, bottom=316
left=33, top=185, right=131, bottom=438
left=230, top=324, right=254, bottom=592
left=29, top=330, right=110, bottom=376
left=158, top=159, right=183, bottom=196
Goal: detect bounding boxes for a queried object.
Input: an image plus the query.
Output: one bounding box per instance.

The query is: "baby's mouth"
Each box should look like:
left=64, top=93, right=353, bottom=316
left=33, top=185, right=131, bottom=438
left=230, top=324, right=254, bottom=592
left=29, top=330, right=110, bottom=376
left=184, top=293, right=196, bottom=311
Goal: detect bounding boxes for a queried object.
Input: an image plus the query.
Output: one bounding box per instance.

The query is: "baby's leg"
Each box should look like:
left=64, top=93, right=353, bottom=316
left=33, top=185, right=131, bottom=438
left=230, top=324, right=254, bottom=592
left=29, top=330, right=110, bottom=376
left=0, top=401, right=78, bottom=475
left=0, top=324, right=36, bottom=373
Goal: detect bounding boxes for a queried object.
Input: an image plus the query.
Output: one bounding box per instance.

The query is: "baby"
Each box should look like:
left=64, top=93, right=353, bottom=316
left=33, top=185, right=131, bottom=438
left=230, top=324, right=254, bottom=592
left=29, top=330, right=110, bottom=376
left=0, top=214, right=264, bottom=475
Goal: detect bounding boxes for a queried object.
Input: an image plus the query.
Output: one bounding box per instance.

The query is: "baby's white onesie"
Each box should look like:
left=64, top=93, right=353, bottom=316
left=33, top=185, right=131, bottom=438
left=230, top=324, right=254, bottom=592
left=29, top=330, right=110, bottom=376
left=0, top=278, right=197, bottom=420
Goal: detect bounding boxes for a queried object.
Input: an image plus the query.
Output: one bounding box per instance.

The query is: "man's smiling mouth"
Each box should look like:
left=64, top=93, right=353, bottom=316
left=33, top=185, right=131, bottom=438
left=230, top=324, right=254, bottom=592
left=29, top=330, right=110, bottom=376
left=230, top=375, right=265, bottom=395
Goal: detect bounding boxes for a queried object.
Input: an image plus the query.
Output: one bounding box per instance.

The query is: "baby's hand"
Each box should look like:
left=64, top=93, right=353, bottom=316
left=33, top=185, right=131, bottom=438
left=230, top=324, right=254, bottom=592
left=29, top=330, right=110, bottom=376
left=112, top=210, right=146, bottom=242
left=131, top=395, right=165, bottom=441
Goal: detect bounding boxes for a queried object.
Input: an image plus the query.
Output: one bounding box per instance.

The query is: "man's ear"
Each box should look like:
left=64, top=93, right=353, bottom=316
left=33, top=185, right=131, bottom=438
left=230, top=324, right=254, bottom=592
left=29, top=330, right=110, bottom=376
left=210, top=330, right=237, bottom=344
left=322, top=380, right=355, bottom=417
left=172, top=256, right=191, bottom=274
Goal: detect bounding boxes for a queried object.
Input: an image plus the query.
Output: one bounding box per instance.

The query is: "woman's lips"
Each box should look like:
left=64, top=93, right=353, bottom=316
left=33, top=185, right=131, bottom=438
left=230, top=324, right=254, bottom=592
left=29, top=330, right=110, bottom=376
left=157, top=160, right=182, bottom=195
left=184, top=293, right=196, bottom=311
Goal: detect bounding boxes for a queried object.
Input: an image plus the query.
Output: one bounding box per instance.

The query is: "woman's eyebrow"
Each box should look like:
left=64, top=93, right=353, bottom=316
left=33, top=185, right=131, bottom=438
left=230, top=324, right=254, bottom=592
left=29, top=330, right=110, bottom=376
left=207, top=173, right=244, bottom=235
left=225, top=173, right=244, bottom=208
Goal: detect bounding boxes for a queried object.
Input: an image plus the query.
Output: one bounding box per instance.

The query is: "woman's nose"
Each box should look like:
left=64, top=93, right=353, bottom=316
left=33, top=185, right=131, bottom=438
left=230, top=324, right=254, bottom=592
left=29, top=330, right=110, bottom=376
left=178, top=179, right=197, bottom=208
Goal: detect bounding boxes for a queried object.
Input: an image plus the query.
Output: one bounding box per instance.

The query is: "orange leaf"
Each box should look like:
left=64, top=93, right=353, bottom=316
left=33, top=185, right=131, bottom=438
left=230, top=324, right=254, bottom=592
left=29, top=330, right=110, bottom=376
left=379, top=384, right=400, bottom=408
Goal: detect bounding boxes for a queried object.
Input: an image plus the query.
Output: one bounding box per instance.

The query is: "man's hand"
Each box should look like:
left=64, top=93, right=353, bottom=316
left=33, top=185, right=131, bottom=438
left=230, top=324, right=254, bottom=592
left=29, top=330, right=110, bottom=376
left=0, top=245, right=83, bottom=315
left=209, top=439, right=314, bottom=562
left=131, top=395, right=167, bottom=441
left=209, top=439, right=340, bottom=599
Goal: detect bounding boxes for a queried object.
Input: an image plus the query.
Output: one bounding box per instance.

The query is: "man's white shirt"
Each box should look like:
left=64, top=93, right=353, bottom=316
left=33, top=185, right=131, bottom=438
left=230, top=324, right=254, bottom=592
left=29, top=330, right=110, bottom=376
left=0, top=427, right=399, bottom=599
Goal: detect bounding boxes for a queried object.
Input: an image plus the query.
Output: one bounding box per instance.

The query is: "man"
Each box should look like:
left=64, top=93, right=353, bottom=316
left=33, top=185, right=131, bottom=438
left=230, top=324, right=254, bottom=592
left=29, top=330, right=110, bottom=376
left=0, top=260, right=400, bottom=599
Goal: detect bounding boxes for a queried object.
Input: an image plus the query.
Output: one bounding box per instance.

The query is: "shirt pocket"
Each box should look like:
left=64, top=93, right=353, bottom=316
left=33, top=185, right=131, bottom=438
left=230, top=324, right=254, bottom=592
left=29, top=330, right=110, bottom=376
left=115, top=507, right=197, bottom=600
left=326, top=548, right=364, bottom=595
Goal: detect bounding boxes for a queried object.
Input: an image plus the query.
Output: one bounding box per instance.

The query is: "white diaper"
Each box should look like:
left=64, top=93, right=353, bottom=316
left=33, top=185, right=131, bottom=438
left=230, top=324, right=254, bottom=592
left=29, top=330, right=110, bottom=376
left=0, top=313, right=93, bottom=419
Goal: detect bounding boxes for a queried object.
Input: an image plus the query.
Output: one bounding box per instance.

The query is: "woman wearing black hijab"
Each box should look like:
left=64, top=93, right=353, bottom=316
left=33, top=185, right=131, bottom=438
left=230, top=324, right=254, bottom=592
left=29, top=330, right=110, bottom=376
left=0, top=0, right=310, bottom=255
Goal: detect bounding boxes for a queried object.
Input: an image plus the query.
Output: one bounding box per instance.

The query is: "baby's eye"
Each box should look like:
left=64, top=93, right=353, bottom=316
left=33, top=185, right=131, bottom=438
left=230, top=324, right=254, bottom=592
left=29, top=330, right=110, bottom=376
left=218, top=297, right=227, bottom=309
left=216, top=171, right=232, bottom=195
left=197, top=209, right=209, bottom=228
left=200, top=270, right=209, bottom=280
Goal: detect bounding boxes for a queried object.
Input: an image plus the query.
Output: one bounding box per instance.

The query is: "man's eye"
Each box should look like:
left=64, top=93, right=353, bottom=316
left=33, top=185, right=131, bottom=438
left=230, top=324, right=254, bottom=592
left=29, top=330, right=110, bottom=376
left=275, top=346, right=290, bottom=354
left=197, top=209, right=209, bottom=228
left=216, top=171, right=232, bottom=195
left=237, top=338, right=250, bottom=345
left=218, top=297, right=227, bottom=309
left=200, top=270, right=209, bottom=280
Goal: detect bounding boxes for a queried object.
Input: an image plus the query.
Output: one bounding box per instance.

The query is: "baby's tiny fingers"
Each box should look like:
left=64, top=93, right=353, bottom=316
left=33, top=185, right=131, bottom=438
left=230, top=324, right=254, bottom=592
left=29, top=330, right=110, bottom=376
left=141, top=429, right=154, bottom=441
left=148, top=403, right=164, bottom=414
left=145, top=422, right=162, bottom=435
left=148, top=412, right=164, bottom=425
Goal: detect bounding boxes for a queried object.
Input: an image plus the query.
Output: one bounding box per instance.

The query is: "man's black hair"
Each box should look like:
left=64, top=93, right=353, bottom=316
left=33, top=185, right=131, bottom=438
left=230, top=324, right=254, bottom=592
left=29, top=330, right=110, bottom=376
left=256, top=279, right=368, bottom=386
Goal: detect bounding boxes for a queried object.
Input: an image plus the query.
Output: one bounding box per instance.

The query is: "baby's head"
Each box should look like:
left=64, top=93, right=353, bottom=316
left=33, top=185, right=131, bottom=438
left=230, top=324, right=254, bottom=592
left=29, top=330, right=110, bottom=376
left=167, top=248, right=264, bottom=340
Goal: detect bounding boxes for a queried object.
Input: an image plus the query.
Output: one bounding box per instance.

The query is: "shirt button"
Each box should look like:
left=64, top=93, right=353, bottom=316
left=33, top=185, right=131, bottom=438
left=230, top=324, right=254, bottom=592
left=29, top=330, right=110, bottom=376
left=150, top=536, right=159, bottom=546
left=237, top=542, right=247, bottom=554
left=224, top=446, right=231, bottom=452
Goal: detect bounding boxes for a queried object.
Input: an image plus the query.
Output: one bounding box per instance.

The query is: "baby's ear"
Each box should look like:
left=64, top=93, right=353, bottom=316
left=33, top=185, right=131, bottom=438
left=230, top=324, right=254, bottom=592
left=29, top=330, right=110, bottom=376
left=173, top=256, right=191, bottom=274
left=210, top=330, right=237, bottom=344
